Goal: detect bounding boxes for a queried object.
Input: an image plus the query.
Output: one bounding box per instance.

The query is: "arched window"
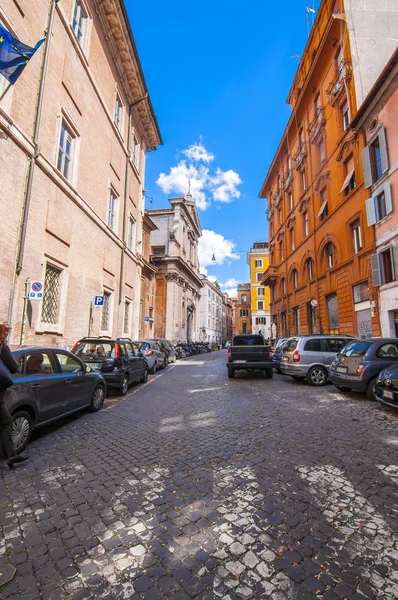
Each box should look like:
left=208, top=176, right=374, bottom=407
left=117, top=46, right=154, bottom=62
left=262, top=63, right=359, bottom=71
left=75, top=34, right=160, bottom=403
left=292, top=269, right=299, bottom=289
left=281, top=277, right=286, bottom=295
left=306, top=258, right=314, bottom=280
left=324, top=242, right=336, bottom=268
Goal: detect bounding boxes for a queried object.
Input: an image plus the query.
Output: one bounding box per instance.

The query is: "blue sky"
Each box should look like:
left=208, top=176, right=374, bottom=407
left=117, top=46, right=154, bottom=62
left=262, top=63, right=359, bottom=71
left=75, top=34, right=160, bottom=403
left=126, top=0, right=320, bottom=296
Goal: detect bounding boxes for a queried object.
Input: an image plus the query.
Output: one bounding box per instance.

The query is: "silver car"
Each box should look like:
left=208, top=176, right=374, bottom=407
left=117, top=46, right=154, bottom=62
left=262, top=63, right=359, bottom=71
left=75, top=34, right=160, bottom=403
left=280, top=335, right=356, bottom=386
left=135, top=341, right=167, bottom=374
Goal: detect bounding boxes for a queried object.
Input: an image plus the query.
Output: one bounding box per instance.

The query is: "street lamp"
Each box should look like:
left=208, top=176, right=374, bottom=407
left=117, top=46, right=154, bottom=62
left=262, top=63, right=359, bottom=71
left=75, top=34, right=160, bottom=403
left=211, top=251, right=247, bottom=261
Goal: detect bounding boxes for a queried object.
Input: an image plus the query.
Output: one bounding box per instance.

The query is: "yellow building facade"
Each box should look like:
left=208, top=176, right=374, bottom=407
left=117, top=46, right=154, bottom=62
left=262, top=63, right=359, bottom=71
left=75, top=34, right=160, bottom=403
left=248, top=243, right=271, bottom=339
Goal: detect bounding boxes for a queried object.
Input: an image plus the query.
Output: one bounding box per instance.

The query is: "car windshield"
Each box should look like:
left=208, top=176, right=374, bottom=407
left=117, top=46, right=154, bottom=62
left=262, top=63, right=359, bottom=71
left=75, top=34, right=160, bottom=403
left=73, top=342, right=114, bottom=359
left=275, top=339, right=286, bottom=349
left=234, top=335, right=264, bottom=346
left=339, top=341, right=372, bottom=357
left=284, top=338, right=298, bottom=352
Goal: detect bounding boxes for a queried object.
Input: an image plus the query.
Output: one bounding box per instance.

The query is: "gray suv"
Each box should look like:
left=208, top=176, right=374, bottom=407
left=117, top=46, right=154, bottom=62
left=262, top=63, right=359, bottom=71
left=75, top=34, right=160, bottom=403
left=280, top=335, right=356, bottom=386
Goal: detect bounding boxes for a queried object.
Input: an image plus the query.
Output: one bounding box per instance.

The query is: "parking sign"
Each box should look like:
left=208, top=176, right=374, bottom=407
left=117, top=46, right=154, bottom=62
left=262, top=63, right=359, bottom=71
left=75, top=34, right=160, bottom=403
left=94, top=295, right=105, bottom=309
left=29, top=280, right=44, bottom=301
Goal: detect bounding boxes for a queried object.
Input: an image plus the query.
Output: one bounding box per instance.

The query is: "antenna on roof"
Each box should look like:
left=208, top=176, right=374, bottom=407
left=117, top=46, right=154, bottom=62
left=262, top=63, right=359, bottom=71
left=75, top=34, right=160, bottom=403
left=290, top=54, right=300, bottom=60
left=305, top=1, right=316, bottom=36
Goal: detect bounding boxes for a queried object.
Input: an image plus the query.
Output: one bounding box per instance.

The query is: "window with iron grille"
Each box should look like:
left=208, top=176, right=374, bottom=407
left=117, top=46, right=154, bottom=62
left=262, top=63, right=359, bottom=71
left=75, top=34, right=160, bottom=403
left=72, top=0, right=87, bottom=45
left=101, top=292, right=111, bottom=331
left=57, top=121, right=74, bottom=180
left=124, top=300, right=130, bottom=333
left=42, top=264, right=62, bottom=324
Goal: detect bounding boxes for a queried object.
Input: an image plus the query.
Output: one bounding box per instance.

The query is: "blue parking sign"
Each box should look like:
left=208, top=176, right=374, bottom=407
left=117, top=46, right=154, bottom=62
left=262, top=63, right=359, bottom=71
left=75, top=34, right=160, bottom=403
left=94, top=295, right=104, bottom=308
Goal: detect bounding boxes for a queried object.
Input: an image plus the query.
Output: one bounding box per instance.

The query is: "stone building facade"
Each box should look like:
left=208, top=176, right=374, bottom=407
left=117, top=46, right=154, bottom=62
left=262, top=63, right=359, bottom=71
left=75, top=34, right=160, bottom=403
left=224, top=294, right=233, bottom=343
left=198, top=276, right=223, bottom=345
left=0, top=0, right=161, bottom=347
left=139, top=213, right=158, bottom=339
left=260, top=0, right=382, bottom=340
left=352, top=49, right=398, bottom=337
left=148, top=195, right=202, bottom=343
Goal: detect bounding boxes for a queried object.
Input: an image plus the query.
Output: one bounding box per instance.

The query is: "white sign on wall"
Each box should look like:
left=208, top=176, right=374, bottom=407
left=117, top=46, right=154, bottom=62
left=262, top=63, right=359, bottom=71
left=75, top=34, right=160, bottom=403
left=29, top=280, right=44, bottom=301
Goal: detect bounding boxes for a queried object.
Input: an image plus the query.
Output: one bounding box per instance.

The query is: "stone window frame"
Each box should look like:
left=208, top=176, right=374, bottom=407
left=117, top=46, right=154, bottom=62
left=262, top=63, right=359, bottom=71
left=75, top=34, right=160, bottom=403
left=35, top=255, right=69, bottom=336
left=70, top=0, right=92, bottom=55
left=55, top=108, right=80, bottom=188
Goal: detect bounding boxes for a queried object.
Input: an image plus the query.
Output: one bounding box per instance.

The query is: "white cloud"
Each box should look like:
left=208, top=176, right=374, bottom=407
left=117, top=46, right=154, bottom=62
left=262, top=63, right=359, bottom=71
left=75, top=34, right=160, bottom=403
left=156, top=140, right=242, bottom=211
left=221, top=278, right=240, bottom=289
left=223, top=288, right=238, bottom=298
left=183, top=141, right=214, bottom=164
left=198, top=229, right=240, bottom=268
left=207, top=275, right=218, bottom=284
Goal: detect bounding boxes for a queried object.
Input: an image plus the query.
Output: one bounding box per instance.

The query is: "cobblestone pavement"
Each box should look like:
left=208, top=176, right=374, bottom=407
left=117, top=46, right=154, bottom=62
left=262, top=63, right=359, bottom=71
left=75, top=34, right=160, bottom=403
left=1, top=351, right=397, bottom=600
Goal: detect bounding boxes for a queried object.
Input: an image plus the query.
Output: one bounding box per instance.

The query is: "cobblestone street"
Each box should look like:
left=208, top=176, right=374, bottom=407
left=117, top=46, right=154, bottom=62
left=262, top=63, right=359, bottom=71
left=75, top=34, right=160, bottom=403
left=0, top=350, right=397, bottom=600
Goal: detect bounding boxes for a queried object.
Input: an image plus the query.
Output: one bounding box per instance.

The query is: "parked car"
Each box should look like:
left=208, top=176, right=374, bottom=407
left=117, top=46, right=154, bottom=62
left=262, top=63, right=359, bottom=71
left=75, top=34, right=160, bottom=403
left=227, top=334, right=273, bottom=379
left=135, top=341, right=167, bottom=374
left=280, top=335, right=356, bottom=386
left=4, top=347, right=106, bottom=453
left=72, top=338, right=148, bottom=395
left=271, top=338, right=288, bottom=372
left=330, top=338, right=398, bottom=400
left=375, top=365, right=398, bottom=410
left=148, top=339, right=176, bottom=364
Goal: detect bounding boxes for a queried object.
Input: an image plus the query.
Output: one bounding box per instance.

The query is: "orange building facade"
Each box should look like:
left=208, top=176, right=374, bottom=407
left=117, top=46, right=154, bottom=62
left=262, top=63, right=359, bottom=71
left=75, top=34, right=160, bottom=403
left=235, top=284, right=251, bottom=335
left=260, top=0, right=380, bottom=340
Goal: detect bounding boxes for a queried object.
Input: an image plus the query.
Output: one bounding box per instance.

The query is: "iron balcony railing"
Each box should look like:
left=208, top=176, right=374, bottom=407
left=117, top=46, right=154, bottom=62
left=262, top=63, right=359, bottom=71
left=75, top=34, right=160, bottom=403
left=327, top=59, right=352, bottom=105
left=309, top=107, right=326, bottom=142
left=294, top=142, right=307, bottom=170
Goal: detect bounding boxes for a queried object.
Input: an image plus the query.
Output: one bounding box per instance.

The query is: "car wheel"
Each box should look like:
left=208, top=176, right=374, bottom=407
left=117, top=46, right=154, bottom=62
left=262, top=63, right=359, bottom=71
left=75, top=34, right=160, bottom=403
left=90, top=385, right=105, bottom=412
left=227, top=368, right=234, bottom=379
left=149, top=362, right=157, bottom=374
left=120, top=374, right=129, bottom=396
left=11, top=410, right=33, bottom=453
left=366, top=377, right=378, bottom=401
left=335, top=385, right=351, bottom=392
left=291, top=375, right=305, bottom=381
left=265, top=369, right=273, bottom=379
left=140, top=368, right=149, bottom=384
left=307, top=366, right=327, bottom=386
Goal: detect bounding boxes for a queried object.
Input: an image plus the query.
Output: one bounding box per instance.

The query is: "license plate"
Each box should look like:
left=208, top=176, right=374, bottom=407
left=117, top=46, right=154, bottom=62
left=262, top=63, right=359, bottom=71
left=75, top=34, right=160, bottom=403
left=382, top=390, right=395, bottom=400
left=234, top=360, right=247, bottom=364
left=336, top=367, right=348, bottom=374
left=89, top=363, right=102, bottom=370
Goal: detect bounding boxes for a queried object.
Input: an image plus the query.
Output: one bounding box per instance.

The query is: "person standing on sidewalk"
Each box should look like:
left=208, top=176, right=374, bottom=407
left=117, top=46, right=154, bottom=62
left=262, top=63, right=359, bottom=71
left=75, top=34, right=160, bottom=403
left=0, top=323, right=28, bottom=469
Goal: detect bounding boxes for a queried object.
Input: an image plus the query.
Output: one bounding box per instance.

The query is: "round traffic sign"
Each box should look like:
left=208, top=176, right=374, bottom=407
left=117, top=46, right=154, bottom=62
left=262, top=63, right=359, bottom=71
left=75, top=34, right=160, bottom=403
left=32, top=282, right=43, bottom=292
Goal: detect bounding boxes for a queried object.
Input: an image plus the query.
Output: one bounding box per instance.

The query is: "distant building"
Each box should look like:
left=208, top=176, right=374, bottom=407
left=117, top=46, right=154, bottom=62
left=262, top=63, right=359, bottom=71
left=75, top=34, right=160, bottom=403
left=351, top=49, right=398, bottom=337
left=139, top=214, right=158, bottom=340
left=147, top=195, right=202, bottom=342
left=248, top=242, right=270, bottom=339
left=235, top=284, right=251, bottom=335
left=199, top=276, right=223, bottom=345
left=230, top=297, right=238, bottom=338
left=224, top=294, right=233, bottom=343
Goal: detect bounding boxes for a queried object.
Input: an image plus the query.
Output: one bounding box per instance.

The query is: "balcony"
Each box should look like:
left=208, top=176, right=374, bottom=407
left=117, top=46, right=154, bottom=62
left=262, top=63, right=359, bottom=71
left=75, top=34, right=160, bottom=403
left=294, top=142, right=307, bottom=170
left=327, top=59, right=352, bottom=106
left=309, top=107, right=326, bottom=142
left=273, top=188, right=282, bottom=206
left=261, top=266, right=278, bottom=286
left=283, top=169, right=293, bottom=191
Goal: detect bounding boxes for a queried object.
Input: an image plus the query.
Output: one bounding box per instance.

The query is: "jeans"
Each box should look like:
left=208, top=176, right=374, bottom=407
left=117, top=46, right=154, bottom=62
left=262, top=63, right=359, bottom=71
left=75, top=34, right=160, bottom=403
left=0, top=391, right=15, bottom=459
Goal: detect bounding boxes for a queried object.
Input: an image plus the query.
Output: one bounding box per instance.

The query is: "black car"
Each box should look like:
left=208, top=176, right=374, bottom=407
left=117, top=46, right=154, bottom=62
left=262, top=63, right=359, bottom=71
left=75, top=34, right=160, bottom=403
left=375, top=365, right=398, bottom=410
left=72, top=338, right=148, bottom=395
left=5, top=347, right=106, bottom=453
left=330, top=338, right=398, bottom=400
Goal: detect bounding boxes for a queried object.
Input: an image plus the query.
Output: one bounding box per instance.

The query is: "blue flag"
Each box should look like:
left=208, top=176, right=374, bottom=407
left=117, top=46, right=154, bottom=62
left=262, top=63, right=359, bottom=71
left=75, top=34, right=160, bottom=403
left=0, top=24, right=45, bottom=85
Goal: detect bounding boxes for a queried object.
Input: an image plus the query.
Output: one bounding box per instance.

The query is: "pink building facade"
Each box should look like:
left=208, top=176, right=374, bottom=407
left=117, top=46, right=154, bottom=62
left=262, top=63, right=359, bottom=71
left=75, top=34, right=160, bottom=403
left=0, top=0, right=161, bottom=347
left=352, top=49, right=398, bottom=337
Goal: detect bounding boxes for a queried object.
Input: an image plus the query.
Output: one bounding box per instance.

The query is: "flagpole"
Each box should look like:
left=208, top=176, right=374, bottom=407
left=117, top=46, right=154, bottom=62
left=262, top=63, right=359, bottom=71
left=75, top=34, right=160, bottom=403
left=0, top=82, right=12, bottom=102
left=7, top=0, right=59, bottom=332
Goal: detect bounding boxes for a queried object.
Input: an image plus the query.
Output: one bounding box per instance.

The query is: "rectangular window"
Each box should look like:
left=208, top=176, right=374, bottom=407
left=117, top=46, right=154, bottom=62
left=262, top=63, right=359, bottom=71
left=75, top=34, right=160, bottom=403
left=256, top=273, right=262, bottom=282
left=255, top=259, right=262, bottom=268
left=132, top=136, right=139, bottom=167
left=341, top=99, right=350, bottom=131
left=351, top=219, right=362, bottom=254
left=307, top=302, right=316, bottom=334
left=257, top=287, right=264, bottom=296
left=366, top=182, right=393, bottom=226
left=240, top=309, right=248, bottom=317
left=341, top=156, right=355, bottom=194
left=327, top=293, right=339, bottom=334
left=370, top=137, right=383, bottom=183
left=381, top=249, right=394, bottom=284
left=127, top=217, right=135, bottom=250
left=353, top=282, right=370, bottom=304
left=290, top=229, right=295, bottom=252
left=57, top=120, right=74, bottom=180
left=292, top=307, right=299, bottom=335
left=114, top=94, right=123, bottom=130
left=101, top=291, right=111, bottom=331
left=301, top=170, right=307, bottom=193
left=278, top=207, right=282, bottom=226
left=42, top=264, right=62, bottom=324
left=107, top=190, right=118, bottom=230
left=317, top=138, right=325, bottom=165
left=363, top=127, right=388, bottom=188
left=289, top=192, right=293, bottom=211
left=304, top=211, right=309, bottom=236
left=257, top=301, right=264, bottom=311
left=151, top=246, right=165, bottom=255
left=124, top=300, right=130, bottom=333
left=318, top=188, right=328, bottom=220
left=279, top=241, right=284, bottom=262
left=242, top=322, right=247, bottom=334
left=72, top=0, right=87, bottom=44
left=242, top=294, right=247, bottom=302
left=281, top=311, right=287, bottom=337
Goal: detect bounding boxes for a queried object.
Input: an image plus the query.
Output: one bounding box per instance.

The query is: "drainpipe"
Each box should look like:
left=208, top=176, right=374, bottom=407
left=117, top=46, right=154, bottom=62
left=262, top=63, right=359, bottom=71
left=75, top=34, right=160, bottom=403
left=118, top=93, right=148, bottom=306
left=8, top=0, right=59, bottom=326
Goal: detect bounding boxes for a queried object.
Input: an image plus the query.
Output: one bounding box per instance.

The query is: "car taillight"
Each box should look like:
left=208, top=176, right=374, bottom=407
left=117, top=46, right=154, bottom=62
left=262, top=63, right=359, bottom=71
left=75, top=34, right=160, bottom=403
left=270, top=347, right=275, bottom=356
left=293, top=350, right=300, bottom=363
left=356, top=363, right=365, bottom=376
left=115, top=344, right=121, bottom=358
left=145, top=350, right=154, bottom=356
left=227, top=348, right=231, bottom=360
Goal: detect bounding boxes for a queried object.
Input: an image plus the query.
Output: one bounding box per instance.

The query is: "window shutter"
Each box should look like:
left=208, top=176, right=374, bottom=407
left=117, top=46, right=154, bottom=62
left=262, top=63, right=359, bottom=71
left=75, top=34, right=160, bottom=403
left=378, top=126, right=389, bottom=174
left=390, top=244, right=398, bottom=281
left=384, top=181, right=393, bottom=216
left=366, top=198, right=377, bottom=226
left=371, top=253, right=382, bottom=287
left=362, top=146, right=372, bottom=188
